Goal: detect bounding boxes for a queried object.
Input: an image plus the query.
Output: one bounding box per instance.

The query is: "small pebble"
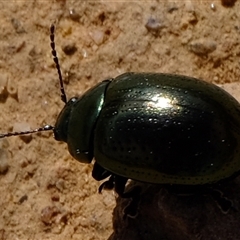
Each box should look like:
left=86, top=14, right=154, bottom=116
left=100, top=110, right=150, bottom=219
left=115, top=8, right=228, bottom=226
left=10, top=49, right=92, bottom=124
left=210, top=3, right=216, bottom=11
left=0, top=149, right=9, bottom=174
left=51, top=194, right=60, bottom=202
left=62, top=43, right=77, bottom=55
left=41, top=206, right=60, bottom=225
left=18, top=194, right=28, bottom=204
left=89, top=30, right=105, bottom=46
left=69, top=8, right=80, bottom=21
left=13, top=122, right=32, bottom=143
left=221, top=0, right=237, bottom=7
left=55, top=179, right=65, bottom=192
left=189, top=39, right=217, bottom=55
left=0, top=139, right=9, bottom=149
left=145, top=17, right=164, bottom=32
left=167, top=3, right=178, bottom=13
left=11, top=18, right=26, bottom=34
left=7, top=78, right=18, bottom=99
left=0, top=74, right=8, bottom=102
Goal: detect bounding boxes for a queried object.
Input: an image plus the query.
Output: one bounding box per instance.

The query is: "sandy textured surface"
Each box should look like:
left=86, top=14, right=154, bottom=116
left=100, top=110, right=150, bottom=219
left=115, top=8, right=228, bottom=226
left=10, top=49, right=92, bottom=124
left=0, top=1, right=239, bottom=240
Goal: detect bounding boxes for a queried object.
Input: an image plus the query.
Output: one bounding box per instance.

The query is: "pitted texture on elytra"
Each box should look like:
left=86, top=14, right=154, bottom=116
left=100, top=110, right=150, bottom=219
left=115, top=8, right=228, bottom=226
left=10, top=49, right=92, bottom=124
left=94, top=72, right=240, bottom=184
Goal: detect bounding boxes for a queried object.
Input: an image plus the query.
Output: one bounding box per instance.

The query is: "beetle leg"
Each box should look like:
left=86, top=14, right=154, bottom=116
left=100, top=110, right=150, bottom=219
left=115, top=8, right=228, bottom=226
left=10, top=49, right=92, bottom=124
left=92, top=161, right=141, bottom=217
left=93, top=166, right=142, bottom=218
left=98, top=175, right=115, bottom=193
left=123, top=193, right=141, bottom=219
left=92, top=162, right=111, bottom=180
left=98, top=174, right=128, bottom=194
left=92, top=162, right=114, bottom=193
left=113, top=175, right=128, bottom=197
left=208, top=188, right=234, bottom=213
left=114, top=175, right=142, bottom=218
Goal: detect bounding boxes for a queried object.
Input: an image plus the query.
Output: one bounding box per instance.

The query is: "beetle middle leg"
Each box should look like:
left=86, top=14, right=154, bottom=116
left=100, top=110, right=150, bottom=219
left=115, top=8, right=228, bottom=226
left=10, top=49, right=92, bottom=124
left=167, top=184, right=235, bottom=214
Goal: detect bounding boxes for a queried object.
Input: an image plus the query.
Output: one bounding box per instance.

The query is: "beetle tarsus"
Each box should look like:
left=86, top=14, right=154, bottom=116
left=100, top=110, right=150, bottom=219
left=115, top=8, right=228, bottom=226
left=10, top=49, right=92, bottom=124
left=122, top=186, right=142, bottom=218
left=97, top=174, right=129, bottom=196
left=98, top=175, right=115, bottom=193
left=92, top=162, right=131, bottom=196
left=209, top=189, right=234, bottom=213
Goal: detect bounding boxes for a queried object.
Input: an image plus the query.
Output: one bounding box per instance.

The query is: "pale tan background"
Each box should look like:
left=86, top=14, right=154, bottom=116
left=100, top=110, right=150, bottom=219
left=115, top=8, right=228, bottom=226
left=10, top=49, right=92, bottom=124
left=0, top=1, right=239, bottom=239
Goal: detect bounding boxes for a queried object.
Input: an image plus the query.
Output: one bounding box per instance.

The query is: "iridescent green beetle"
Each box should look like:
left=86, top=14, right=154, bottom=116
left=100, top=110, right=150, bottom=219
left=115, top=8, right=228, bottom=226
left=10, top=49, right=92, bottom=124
left=55, top=70, right=240, bottom=197
left=1, top=25, right=240, bottom=201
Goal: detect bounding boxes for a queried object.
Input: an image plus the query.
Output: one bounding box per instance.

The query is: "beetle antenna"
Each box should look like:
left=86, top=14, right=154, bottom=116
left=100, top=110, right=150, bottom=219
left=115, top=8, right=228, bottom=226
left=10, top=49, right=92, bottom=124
left=50, top=24, right=67, bottom=104
left=0, top=125, right=54, bottom=139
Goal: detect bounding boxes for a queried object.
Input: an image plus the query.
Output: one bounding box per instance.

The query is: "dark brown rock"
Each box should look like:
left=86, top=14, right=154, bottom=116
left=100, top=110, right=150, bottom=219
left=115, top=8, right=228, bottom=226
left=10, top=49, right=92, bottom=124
left=109, top=176, right=240, bottom=240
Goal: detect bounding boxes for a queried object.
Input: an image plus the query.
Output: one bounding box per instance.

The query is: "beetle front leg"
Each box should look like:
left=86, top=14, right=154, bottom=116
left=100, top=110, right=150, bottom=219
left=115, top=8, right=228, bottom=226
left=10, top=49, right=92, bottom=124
left=92, top=162, right=128, bottom=195
left=92, top=162, right=129, bottom=196
left=98, top=175, right=115, bottom=193
left=92, top=162, right=141, bottom=217
left=92, top=162, right=112, bottom=180
left=92, top=162, right=114, bottom=193
left=114, top=175, right=142, bottom=218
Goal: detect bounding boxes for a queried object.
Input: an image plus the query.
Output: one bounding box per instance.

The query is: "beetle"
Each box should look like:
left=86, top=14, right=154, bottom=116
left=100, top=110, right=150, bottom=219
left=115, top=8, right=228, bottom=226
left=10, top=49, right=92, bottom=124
left=1, top=24, right=240, bottom=204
